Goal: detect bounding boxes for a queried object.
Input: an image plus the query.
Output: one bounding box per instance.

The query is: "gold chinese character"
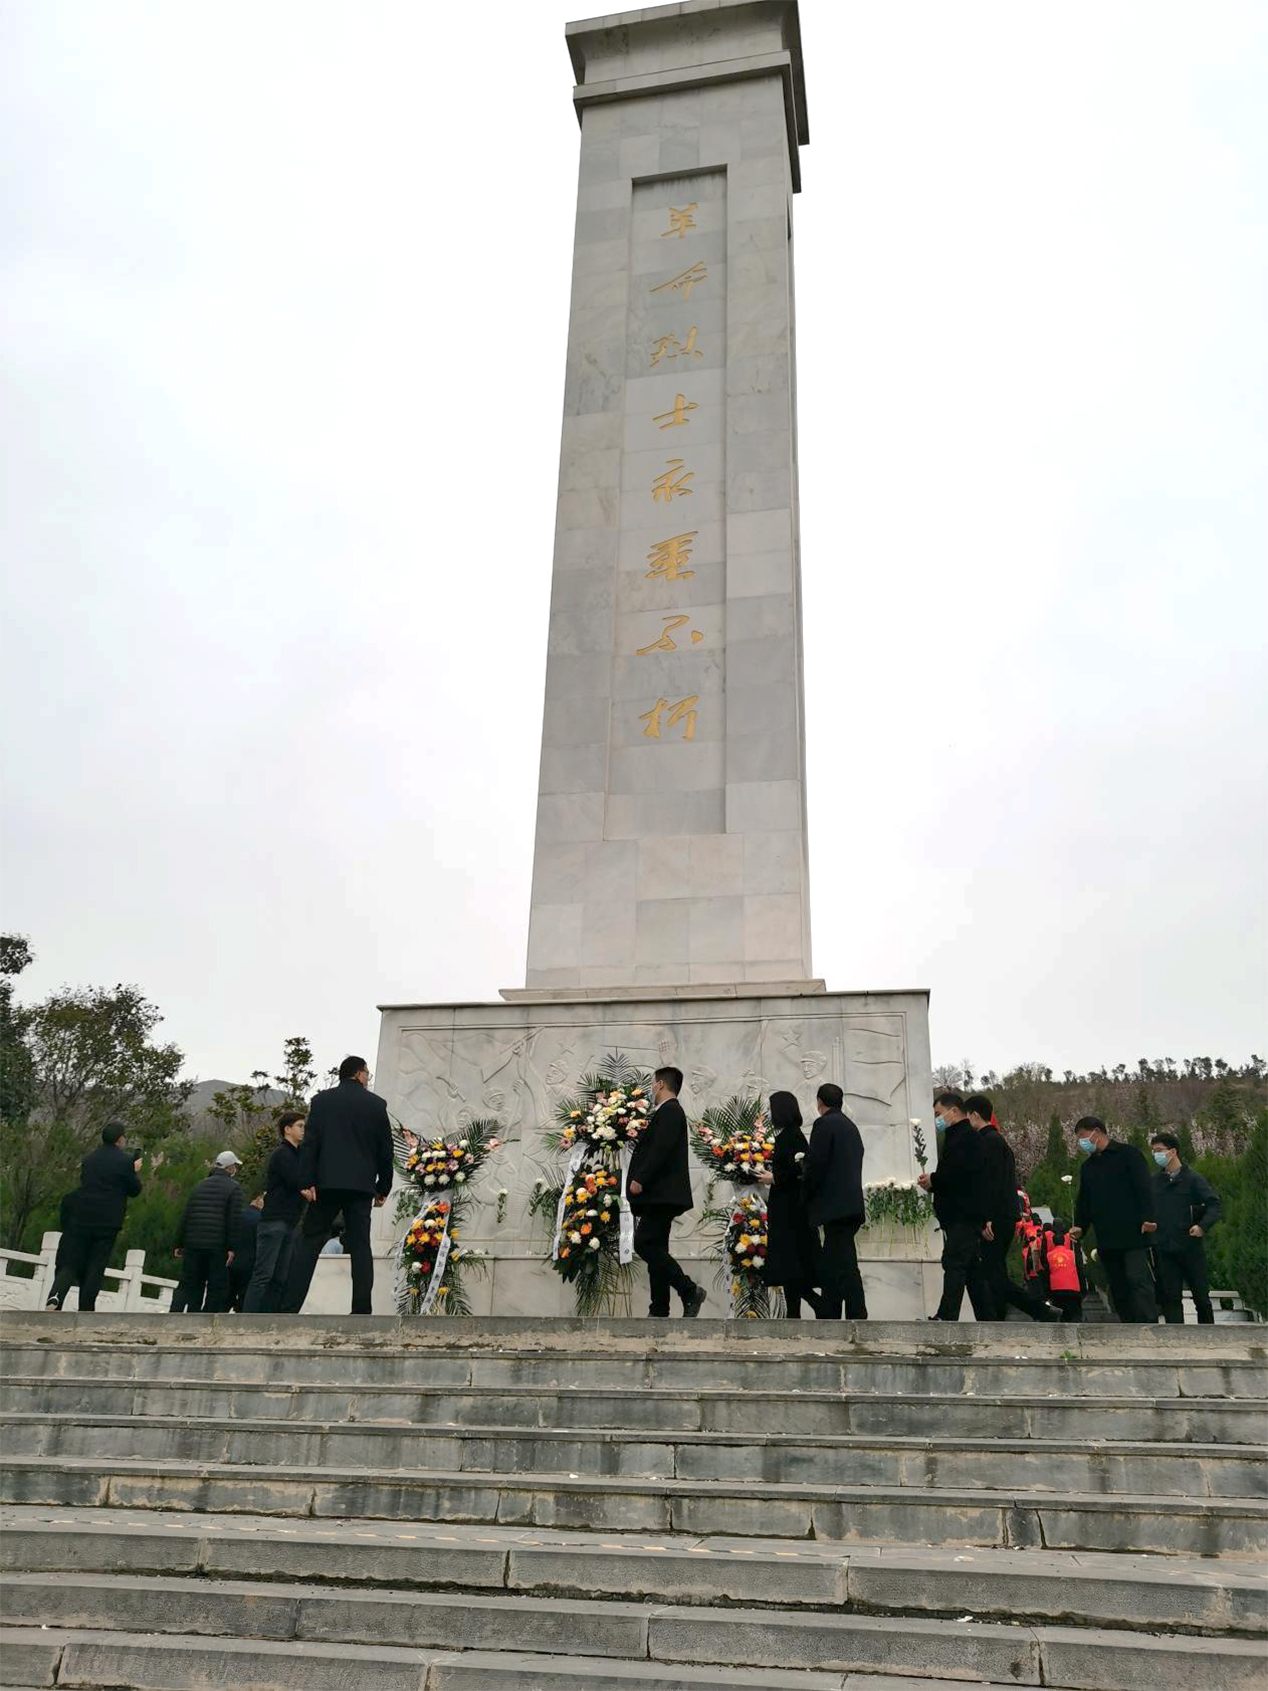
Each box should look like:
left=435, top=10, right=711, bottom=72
left=661, top=204, right=698, bottom=240
left=649, top=327, right=703, bottom=368
left=636, top=613, right=704, bottom=655
left=639, top=695, right=699, bottom=741
left=654, top=394, right=697, bottom=429
left=645, top=532, right=697, bottom=581
left=651, top=261, right=708, bottom=302
left=652, top=459, right=693, bottom=503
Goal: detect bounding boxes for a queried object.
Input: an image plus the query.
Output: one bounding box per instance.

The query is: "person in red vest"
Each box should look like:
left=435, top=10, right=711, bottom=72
left=1042, top=1218, right=1088, bottom=1321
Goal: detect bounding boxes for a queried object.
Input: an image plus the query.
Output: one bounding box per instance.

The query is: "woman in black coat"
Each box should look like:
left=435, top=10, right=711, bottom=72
left=757, top=1091, right=824, bottom=1318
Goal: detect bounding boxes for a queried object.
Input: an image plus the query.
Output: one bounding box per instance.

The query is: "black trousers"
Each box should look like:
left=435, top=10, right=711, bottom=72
left=1100, top=1246, right=1158, bottom=1322
left=816, top=1217, right=867, bottom=1319
left=171, top=1247, right=230, bottom=1314
left=935, top=1222, right=993, bottom=1321
left=1050, top=1291, right=1084, bottom=1322
left=782, top=1280, right=825, bottom=1319
left=980, top=1228, right=1055, bottom=1321
left=633, top=1205, right=694, bottom=1317
left=242, top=1220, right=297, bottom=1314
left=282, top=1190, right=376, bottom=1315
left=47, top=1227, right=117, bottom=1311
left=1154, top=1242, right=1213, bottom=1324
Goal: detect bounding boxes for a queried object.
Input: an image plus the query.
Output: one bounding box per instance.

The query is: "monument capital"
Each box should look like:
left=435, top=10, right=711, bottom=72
left=566, top=0, right=809, bottom=189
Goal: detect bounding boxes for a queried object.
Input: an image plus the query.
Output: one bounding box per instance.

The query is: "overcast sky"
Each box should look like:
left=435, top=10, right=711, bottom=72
left=3, top=1, right=1265, bottom=1088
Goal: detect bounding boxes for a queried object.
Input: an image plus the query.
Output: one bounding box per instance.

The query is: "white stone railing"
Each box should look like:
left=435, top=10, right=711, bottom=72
left=0, top=1232, right=177, bottom=1314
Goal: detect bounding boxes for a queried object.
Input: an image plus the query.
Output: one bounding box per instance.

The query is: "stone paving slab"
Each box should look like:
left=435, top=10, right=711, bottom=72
left=5, top=1311, right=1264, bottom=1361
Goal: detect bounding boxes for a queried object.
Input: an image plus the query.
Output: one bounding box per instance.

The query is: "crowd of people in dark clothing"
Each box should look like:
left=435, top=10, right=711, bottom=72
left=43, top=1062, right=1222, bottom=1326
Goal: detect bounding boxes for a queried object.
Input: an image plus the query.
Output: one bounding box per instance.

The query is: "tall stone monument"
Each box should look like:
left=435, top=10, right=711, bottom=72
left=375, top=0, right=936, bottom=1317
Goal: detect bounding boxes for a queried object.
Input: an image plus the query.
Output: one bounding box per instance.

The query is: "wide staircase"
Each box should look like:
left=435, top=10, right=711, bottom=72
left=0, top=1312, right=1265, bottom=1691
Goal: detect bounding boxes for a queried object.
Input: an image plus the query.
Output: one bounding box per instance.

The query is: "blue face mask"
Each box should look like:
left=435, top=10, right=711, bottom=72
left=934, top=1115, right=947, bottom=1134
left=1077, top=1137, right=1095, bottom=1155
left=1153, top=1150, right=1171, bottom=1167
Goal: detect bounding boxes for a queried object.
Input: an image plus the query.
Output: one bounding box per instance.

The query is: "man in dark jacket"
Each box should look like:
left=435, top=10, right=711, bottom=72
left=45, top=1123, right=142, bottom=1312
left=802, top=1082, right=867, bottom=1320
left=1150, top=1132, right=1221, bottom=1324
left=627, top=1065, right=705, bottom=1318
left=242, top=1111, right=306, bottom=1314
left=171, top=1152, right=244, bottom=1315
left=281, top=1056, right=393, bottom=1315
left=918, top=1090, right=992, bottom=1321
left=1071, top=1116, right=1157, bottom=1321
left=966, top=1095, right=1056, bottom=1322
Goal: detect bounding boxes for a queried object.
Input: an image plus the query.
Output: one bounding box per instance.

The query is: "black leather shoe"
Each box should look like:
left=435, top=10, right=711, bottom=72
left=682, top=1284, right=707, bottom=1318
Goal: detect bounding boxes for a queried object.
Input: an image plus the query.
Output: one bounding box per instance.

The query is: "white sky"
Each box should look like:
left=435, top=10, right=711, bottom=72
left=3, top=1, right=1265, bottom=1085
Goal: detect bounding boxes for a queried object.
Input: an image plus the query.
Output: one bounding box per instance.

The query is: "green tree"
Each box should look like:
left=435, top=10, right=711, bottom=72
left=275, top=1036, right=316, bottom=1108
left=0, top=977, right=190, bottom=1249
left=0, top=934, right=36, bottom=1127
left=1220, top=1111, right=1268, bottom=1316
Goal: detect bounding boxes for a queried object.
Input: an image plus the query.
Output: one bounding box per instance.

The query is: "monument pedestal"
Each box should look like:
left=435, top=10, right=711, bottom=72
left=375, top=984, right=936, bottom=1320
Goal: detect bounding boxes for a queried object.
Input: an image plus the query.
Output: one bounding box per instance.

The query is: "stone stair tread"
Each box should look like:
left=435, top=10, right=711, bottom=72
left=10, top=1369, right=1266, bottom=1410
left=4, top=1504, right=1264, bottom=1580
left=4, top=1602, right=1268, bottom=1691
left=6, top=1449, right=1264, bottom=1511
left=6, top=1406, right=1256, bottom=1460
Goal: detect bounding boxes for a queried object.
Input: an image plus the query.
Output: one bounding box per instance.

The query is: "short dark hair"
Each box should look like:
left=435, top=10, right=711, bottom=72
left=654, top=1066, right=683, bottom=1096
left=101, top=1122, right=126, bottom=1145
left=1075, top=1115, right=1107, bottom=1136
left=278, top=1110, right=305, bottom=1137
left=338, top=1055, right=368, bottom=1082
left=816, top=1082, right=844, bottom=1111
left=964, top=1094, right=993, bottom=1120
left=934, top=1090, right=966, bottom=1112
left=1150, top=1131, right=1180, bottom=1151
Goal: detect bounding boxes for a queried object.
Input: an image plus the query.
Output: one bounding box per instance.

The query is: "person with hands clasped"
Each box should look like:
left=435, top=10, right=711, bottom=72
left=918, top=1090, right=993, bottom=1321
left=1070, top=1116, right=1158, bottom=1322
left=627, top=1065, right=706, bottom=1319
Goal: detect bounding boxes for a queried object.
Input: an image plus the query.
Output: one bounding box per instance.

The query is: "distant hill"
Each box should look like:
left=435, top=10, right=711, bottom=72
left=182, top=1079, right=286, bottom=1137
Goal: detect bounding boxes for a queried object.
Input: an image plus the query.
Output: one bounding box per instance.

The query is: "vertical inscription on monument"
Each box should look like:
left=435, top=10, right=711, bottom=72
left=614, top=172, right=727, bottom=831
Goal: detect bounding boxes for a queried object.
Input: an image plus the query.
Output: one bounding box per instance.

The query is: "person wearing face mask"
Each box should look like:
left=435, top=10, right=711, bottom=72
left=1070, top=1117, right=1158, bottom=1322
left=917, top=1090, right=992, bottom=1321
left=1149, top=1132, right=1221, bottom=1324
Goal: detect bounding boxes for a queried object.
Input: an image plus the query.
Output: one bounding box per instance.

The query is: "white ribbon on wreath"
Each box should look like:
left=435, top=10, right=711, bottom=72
left=618, top=1144, right=634, bottom=1265
left=394, top=1205, right=454, bottom=1317
left=550, top=1143, right=588, bottom=1261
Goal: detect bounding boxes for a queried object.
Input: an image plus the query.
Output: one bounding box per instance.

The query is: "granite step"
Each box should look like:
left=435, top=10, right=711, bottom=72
left=5, top=1374, right=1264, bottom=1443
left=2, top=1609, right=1266, bottom=1691
left=6, top=1336, right=1265, bottom=1400
left=4, top=1410, right=1263, bottom=1499
left=3, top=1507, right=1264, bottom=1634
left=0, top=1628, right=1008, bottom=1691
left=3, top=1452, right=1264, bottom=1557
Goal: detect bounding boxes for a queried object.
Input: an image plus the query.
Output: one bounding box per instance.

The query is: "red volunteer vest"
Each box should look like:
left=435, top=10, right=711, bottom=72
left=1046, top=1242, right=1081, bottom=1293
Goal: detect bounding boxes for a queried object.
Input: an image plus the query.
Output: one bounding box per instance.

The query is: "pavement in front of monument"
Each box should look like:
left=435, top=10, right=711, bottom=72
left=0, top=1313, right=1265, bottom=1691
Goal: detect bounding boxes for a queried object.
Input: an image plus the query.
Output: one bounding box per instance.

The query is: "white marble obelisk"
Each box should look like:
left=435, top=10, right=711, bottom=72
left=375, top=3, right=937, bottom=1319
left=522, top=0, right=814, bottom=993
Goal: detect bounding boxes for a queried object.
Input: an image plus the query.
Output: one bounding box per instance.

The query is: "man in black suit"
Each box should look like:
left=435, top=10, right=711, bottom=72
left=918, top=1089, right=993, bottom=1320
left=966, top=1094, right=1056, bottom=1322
left=46, top=1123, right=142, bottom=1312
left=803, top=1082, right=868, bottom=1319
left=281, top=1055, right=393, bottom=1315
left=627, top=1065, right=705, bottom=1318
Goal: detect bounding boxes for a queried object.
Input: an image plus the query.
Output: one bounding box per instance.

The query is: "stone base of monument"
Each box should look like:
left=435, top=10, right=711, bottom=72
left=2, top=1314, right=1265, bottom=1691
left=372, top=985, right=940, bottom=1319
